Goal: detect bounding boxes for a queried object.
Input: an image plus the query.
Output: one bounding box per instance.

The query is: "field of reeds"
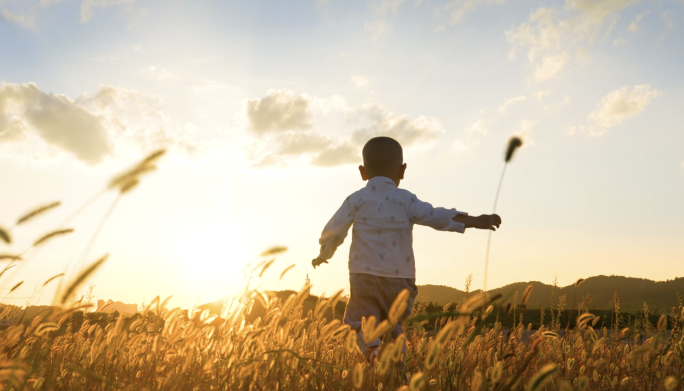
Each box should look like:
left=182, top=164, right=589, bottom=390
left=1, top=151, right=683, bottom=391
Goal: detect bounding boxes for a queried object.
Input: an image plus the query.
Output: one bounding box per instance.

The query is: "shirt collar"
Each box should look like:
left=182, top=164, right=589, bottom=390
left=367, top=176, right=397, bottom=187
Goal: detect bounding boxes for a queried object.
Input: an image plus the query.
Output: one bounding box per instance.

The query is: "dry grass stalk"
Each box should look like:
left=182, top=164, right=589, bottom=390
left=42, top=273, right=64, bottom=287
left=261, top=245, right=288, bottom=256
left=9, top=281, right=23, bottom=293
left=32, top=228, right=74, bottom=248
left=16, top=201, right=61, bottom=226
left=0, top=227, right=11, bottom=244
left=279, top=264, right=296, bottom=280
left=60, top=254, right=108, bottom=304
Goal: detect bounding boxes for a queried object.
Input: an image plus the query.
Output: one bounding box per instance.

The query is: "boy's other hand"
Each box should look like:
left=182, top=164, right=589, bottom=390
left=312, top=257, right=328, bottom=269
left=452, top=214, right=502, bottom=230
left=476, top=214, right=501, bottom=231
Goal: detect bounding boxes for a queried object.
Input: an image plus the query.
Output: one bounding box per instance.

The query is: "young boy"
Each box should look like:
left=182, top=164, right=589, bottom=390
left=312, top=136, right=501, bottom=362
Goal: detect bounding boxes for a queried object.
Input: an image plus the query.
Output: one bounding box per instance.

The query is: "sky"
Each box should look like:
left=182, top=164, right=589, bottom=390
left=0, top=0, right=683, bottom=309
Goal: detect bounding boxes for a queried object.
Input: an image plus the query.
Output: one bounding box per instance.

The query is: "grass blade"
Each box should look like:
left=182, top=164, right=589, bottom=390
left=0, top=227, right=10, bottom=244
left=33, top=228, right=74, bottom=248
left=61, top=254, right=108, bottom=304
left=260, top=246, right=288, bottom=256
left=16, top=201, right=61, bottom=226
left=42, top=273, right=65, bottom=287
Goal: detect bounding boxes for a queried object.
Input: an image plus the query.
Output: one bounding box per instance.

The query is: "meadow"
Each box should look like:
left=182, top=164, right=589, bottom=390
left=0, top=151, right=683, bottom=391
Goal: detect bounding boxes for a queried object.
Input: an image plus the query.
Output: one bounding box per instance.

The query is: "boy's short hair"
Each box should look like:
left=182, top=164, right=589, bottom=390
left=362, top=137, right=403, bottom=178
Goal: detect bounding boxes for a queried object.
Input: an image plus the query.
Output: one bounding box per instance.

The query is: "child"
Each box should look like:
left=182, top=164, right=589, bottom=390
left=312, top=136, right=501, bottom=362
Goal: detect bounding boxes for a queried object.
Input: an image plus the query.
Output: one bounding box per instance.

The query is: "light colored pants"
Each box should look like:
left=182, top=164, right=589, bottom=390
left=343, top=273, right=417, bottom=353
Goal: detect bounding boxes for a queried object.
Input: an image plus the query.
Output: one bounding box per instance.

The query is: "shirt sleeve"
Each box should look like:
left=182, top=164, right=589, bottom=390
left=407, top=193, right=467, bottom=233
left=318, top=196, right=354, bottom=261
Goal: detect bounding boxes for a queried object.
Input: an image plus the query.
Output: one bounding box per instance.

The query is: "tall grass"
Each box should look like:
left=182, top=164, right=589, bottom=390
left=0, top=153, right=683, bottom=391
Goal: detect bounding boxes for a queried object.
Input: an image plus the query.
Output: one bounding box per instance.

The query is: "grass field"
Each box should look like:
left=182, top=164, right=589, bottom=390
left=1, top=151, right=683, bottom=390
left=0, top=279, right=683, bottom=390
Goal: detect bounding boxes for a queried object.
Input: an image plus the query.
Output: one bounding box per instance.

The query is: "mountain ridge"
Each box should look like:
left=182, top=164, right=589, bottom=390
left=417, top=275, right=684, bottom=311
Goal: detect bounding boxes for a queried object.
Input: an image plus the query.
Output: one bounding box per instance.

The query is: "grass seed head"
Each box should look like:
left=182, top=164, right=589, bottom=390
left=657, top=315, right=667, bottom=331
left=389, top=288, right=410, bottom=325
left=0, top=227, right=11, bottom=244
left=505, top=136, right=523, bottom=163
left=425, top=341, right=441, bottom=370
left=33, top=228, right=74, bottom=248
left=9, top=281, right=23, bottom=293
left=528, top=364, right=561, bottom=391
left=664, top=376, right=677, bottom=390
left=60, top=254, right=108, bottom=304
left=261, top=246, right=288, bottom=256
left=16, top=201, right=61, bottom=226
left=279, top=264, right=295, bottom=280
left=409, top=372, right=425, bottom=391
left=352, top=363, right=364, bottom=389
left=471, top=371, right=482, bottom=390
left=521, top=284, right=533, bottom=305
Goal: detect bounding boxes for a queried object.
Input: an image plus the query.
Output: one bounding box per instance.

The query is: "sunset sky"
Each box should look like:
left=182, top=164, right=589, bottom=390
left=1, top=0, right=683, bottom=309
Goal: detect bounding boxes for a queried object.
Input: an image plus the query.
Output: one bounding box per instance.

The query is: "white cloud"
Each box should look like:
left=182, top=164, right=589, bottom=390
left=661, top=10, right=674, bottom=30
left=586, top=84, right=660, bottom=134
left=368, top=0, right=405, bottom=14
left=433, top=25, right=445, bottom=33
left=465, top=119, right=488, bottom=134
left=0, top=82, right=209, bottom=164
left=497, top=96, right=527, bottom=113
left=80, top=0, right=138, bottom=23
left=532, top=90, right=552, bottom=101
left=506, top=0, right=642, bottom=82
left=1, top=9, right=34, bottom=27
left=534, top=53, right=569, bottom=82
left=142, top=66, right=175, bottom=81
left=241, top=91, right=444, bottom=168
left=0, top=82, right=110, bottom=163
left=1, top=0, right=143, bottom=27
left=244, top=89, right=314, bottom=135
left=349, top=103, right=444, bottom=149
left=365, top=0, right=404, bottom=40
left=351, top=76, right=369, bottom=90
left=443, top=0, right=508, bottom=24
left=514, top=119, right=536, bottom=145
left=568, top=84, right=660, bottom=137
left=628, top=11, right=648, bottom=32
left=311, top=143, right=359, bottom=167
left=365, top=19, right=391, bottom=40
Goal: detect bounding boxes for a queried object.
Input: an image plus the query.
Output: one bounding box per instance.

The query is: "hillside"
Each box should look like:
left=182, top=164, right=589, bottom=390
left=418, top=275, right=684, bottom=311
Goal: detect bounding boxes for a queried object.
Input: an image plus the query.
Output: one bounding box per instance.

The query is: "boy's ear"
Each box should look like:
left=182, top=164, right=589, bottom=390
left=359, top=165, right=368, bottom=181
left=399, top=163, right=407, bottom=179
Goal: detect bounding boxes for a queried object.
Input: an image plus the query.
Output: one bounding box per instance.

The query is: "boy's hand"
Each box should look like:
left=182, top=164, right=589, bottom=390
left=312, top=257, right=328, bottom=269
left=453, top=214, right=502, bottom=230
left=474, top=214, right=501, bottom=231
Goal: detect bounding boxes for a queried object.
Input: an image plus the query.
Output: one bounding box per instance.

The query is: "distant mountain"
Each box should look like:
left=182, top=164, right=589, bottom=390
left=97, top=299, right=138, bottom=315
left=418, top=275, right=684, bottom=311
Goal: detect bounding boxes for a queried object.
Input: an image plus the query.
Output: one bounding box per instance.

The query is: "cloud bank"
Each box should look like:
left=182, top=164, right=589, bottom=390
left=568, top=84, right=661, bottom=136
left=243, top=90, right=444, bottom=168
left=0, top=82, right=204, bottom=164
left=506, top=0, right=642, bottom=82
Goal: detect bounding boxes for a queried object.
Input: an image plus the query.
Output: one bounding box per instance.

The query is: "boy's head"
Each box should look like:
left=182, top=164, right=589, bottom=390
left=359, top=137, right=407, bottom=185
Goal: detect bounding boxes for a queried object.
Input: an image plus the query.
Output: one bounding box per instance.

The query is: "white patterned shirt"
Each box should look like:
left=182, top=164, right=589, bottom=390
left=317, top=176, right=467, bottom=278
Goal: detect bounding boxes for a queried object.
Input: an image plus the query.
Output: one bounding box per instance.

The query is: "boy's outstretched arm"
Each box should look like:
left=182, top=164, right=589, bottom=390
left=312, top=196, right=354, bottom=269
left=452, top=214, right=502, bottom=231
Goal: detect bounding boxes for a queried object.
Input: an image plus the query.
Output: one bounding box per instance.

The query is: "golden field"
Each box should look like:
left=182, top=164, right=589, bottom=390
left=1, top=151, right=683, bottom=391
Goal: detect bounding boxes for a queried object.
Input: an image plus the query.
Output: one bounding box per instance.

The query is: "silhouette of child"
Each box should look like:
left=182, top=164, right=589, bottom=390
left=312, top=136, right=501, bottom=363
